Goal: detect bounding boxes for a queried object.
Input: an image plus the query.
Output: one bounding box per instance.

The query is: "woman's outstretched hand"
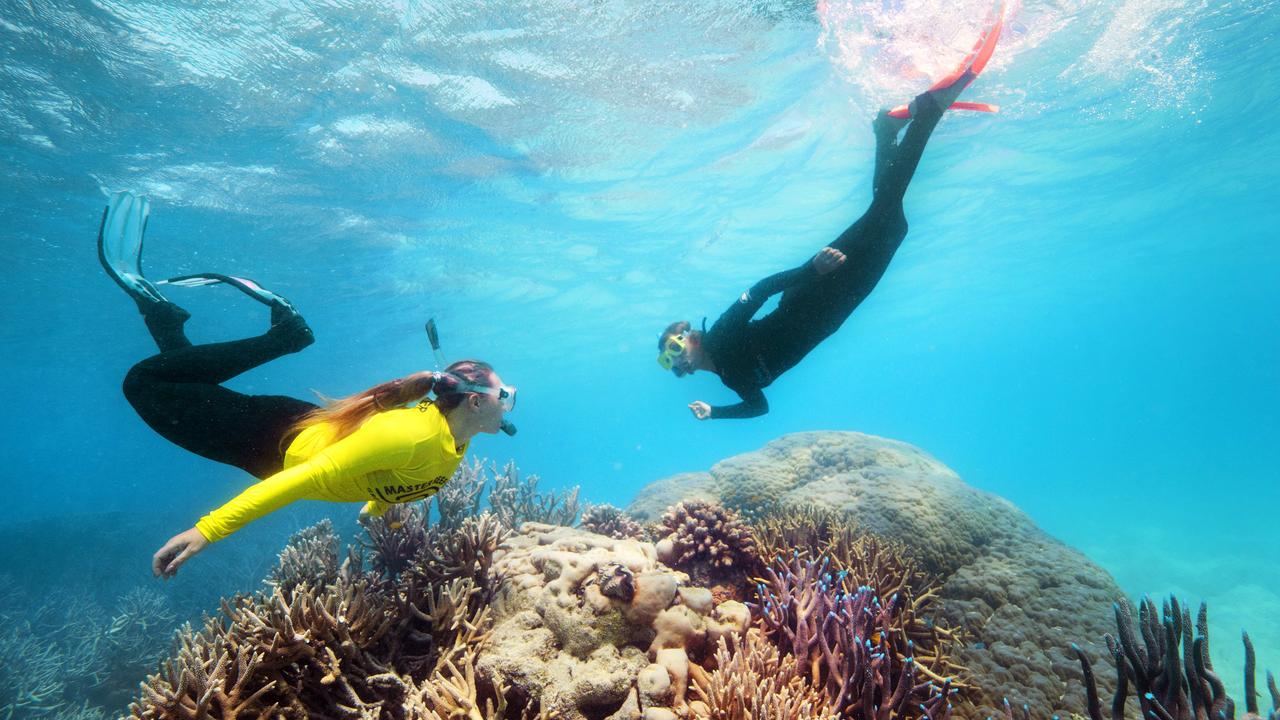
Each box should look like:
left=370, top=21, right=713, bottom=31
left=689, top=401, right=712, bottom=420
left=152, top=527, right=208, bottom=579
left=812, top=246, right=847, bottom=275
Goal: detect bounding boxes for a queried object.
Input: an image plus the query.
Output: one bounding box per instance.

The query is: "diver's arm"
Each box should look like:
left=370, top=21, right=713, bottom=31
left=706, top=388, right=769, bottom=420
left=749, top=261, right=818, bottom=301
left=194, top=416, right=417, bottom=542
left=193, top=462, right=328, bottom=543
left=155, top=465, right=320, bottom=577
left=714, top=261, right=820, bottom=332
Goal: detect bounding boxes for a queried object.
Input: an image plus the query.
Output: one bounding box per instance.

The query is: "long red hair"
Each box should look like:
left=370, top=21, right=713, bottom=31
left=286, top=360, right=495, bottom=445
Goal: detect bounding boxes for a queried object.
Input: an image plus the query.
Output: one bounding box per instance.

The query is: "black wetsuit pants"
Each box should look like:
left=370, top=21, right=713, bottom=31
left=775, top=91, right=947, bottom=344
left=121, top=309, right=317, bottom=480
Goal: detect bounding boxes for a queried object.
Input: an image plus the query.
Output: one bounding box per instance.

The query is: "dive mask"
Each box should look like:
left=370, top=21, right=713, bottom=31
left=656, top=331, right=688, bottom=372
left=451, top=378, right=517, bottom=412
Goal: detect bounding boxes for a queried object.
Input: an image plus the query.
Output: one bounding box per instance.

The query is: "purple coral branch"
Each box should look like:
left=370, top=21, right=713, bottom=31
left=751, top=552, right=950, bottom=720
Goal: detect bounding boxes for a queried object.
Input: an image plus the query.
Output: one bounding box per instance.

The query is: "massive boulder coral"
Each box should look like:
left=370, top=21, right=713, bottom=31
left=479, top=523, right=750, bottom=720
left=626, top=431, right=1125, bottom=719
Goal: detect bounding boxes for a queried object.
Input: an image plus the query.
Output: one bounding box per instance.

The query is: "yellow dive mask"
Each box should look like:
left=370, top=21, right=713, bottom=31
left=656, top=331, right=688, bottom=372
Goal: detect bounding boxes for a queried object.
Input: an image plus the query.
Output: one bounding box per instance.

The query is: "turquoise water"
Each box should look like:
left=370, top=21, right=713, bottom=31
left=2, top=0, right=1278, bottom=710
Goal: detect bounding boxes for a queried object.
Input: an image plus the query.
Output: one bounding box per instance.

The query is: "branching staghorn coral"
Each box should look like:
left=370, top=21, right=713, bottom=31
left=129, top=615, right=287, bottom=719
left=753, top=505, right=849, bottom=561
left=0, top=622, right=68, bottom=719
left=488, top=460, right=580, bottom=528
left=752, top=505, right=961, bottom=686
left=129, top=511, right=510, bottom=720
left=690, top=628, right=838, bottom=720
left=405, top=597, right=506, bottom=720
left=129, top=571, right=401, bottom=719
left=754, top=505, right=931, bottom=600
left=388, top=576, right=489, bottom=679
left=1071, top=595, right=1279, bottom=720
left=434, top=457, right=489, bottom=530
left=751, top=552, right=959, bottom=719
left=409, top=513, right=509, bottom=594
left=107, top=588, right=179, bottom=657
left=362, top=502, right=433, bottom=581
left=267, top=518, right=342, bottom=593
left=577, top=502, right=650, bottom=541
left=1, top=585, right=181, bottom=719
left=656, top=500, right=760, bottom=593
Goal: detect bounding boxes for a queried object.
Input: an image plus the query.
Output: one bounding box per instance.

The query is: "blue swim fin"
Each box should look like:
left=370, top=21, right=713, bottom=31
left=98, top=190, right=169, bottom=305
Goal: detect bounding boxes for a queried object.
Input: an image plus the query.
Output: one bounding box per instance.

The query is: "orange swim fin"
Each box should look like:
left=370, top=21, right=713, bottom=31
left=928, top=0, right=1006, bottom=93
left=886, top=100, right=999, bottom=119
left=888, top=0, right=1006, bottom=120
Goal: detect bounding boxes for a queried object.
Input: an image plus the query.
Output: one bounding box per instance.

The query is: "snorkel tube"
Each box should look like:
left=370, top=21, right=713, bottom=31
left=426, top=318, right=517, bottom=436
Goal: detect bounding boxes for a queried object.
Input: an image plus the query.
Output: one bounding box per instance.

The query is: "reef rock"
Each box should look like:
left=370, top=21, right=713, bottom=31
left=480, top=523, right=750, bottom=720
left=626, top=431, right=1123, bottom=720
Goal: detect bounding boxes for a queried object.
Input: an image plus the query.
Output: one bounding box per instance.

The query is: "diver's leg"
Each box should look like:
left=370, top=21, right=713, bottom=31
left=122, top=368, right=318, bottom=478
left=871, top=109, right=908, bottom=195
left=120, top=314, right=316, bottom=477
left=140, top=301, right=193, bottom=353
left=128, top=313, right=313, bottom=387
left=872, top=90, right=945, bottom=208
left=777, top=110, right=922, bottom=335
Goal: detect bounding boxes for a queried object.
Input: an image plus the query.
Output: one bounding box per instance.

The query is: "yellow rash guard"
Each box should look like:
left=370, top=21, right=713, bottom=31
left=195, top=403, right=467, bottom=542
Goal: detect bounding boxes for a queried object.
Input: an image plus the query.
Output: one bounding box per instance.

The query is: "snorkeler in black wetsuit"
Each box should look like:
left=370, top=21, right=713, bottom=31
left=656, top=12, right=1006, bottom=420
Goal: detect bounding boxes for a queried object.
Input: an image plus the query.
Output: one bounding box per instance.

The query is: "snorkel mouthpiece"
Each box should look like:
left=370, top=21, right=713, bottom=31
left=500, top=419, right=517, bottom=436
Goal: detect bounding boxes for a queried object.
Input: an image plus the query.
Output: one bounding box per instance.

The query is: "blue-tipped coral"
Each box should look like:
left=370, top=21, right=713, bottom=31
left=748, top=551, right=963, bottom=719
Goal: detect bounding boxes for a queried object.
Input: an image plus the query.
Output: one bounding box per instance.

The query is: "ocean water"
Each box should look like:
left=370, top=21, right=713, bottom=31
left=1, top=0, right=1277, bottom=714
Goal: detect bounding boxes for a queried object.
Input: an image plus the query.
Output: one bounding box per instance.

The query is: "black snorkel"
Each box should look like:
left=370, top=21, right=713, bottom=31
left=426, top=318, right=517, bottom=437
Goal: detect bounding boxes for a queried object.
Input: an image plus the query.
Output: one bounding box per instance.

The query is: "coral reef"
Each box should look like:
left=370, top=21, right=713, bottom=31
left=127, top=525, right=500, bottom=719
left=489, top=460, right=581, bottom=528
left=579, top=502, right=650, bottom=541
left=105, top=446, right=1278, bottom=720
left=360, top=499, right=509, bottom=595
left=628, top=431, right=1126, bottom=718
left=752, top=551, right=962, bottom=718
left=0, top=581, right=176, bottom=720
left=434, top=457, right=488, bottom=530
left=268, top=518, right=342, bottom=591
left=1072, top=595, right=1280, bottom=720
left=406, top=512, right=509, bottom=591
left=690, top=628, right=838, bottom=719
left=480, top=523, right=751, bottom=720
left=654, top=500, right=759, bottom=597
left=754, top=505, right=932, bottom=609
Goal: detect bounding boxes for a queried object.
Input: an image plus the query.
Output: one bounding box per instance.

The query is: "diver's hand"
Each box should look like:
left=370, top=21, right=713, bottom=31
left=152, top=527, right=208, bottom=579
left=689, top=401, right=712, bottom=420
left=812, top=247, right=846, bottom=275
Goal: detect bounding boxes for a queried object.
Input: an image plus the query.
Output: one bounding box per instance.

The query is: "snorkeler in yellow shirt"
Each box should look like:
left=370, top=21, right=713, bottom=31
left=98, top=191, right=517, bottom=578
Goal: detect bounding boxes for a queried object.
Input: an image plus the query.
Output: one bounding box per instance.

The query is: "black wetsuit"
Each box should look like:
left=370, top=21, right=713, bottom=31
left=121, top=306, right=318, bottom=479
left=702, top=92, right=947, bottom=419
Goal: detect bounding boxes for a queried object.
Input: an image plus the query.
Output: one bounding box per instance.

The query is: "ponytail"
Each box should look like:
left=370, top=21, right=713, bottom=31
left=284, top=360, right=495, bottom=446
